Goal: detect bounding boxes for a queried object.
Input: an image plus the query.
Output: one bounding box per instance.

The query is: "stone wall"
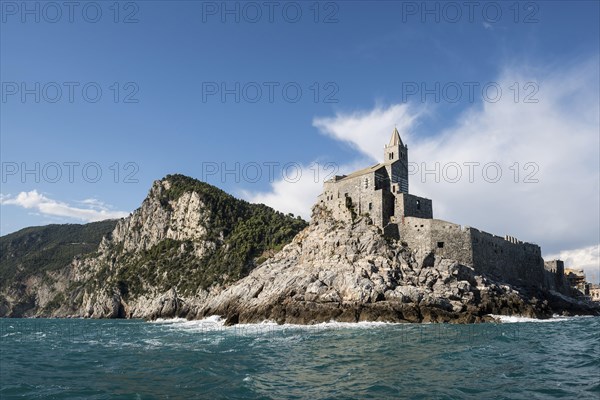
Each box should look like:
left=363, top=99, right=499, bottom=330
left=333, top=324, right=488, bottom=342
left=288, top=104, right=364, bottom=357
left=398, top=217, right=435, bottom=264
left=399, top=218, right=471, bottom=265
left=398, top=217, right=548, bottom=290
left=319, top=173, right=387, bottom=226
left=395, top=193, right=433, bottom=220
left=381, top=191, right=395, bottom=226
left=320, top=171, right=391, bottom=225
left=470, top=229, right=544, bottom=288
left=544, top=260, right=565, bottom=275
left=543, top=260, right=566, bottom=292
left=431, top=220, right=473, bottom=265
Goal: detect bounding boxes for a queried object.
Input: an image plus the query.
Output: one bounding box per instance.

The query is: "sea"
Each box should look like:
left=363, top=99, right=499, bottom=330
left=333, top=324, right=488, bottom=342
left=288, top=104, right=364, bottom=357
left=0, top=315, right=598, bottom=399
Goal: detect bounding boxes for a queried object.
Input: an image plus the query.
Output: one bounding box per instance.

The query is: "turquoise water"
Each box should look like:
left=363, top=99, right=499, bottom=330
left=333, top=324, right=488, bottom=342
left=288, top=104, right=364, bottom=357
left=1, top=316, right=598, bottom=399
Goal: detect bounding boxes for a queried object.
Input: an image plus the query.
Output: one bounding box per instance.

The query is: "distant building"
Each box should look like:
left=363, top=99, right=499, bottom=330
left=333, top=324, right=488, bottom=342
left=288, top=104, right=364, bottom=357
left=564, top=268, right=589, bottom=298
left=589, top=285, right=600, bottom=302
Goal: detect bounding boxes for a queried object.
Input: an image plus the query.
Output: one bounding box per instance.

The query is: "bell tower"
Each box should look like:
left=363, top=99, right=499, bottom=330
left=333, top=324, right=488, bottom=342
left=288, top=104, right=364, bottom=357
left=384, top=127, right=409, bottom=193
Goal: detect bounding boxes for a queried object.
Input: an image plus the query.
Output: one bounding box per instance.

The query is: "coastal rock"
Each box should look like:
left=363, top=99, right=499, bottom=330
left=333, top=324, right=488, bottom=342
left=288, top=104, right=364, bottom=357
left=195, top=205, right=581, bottom=324
left=2, top=175, right=597, bottom=322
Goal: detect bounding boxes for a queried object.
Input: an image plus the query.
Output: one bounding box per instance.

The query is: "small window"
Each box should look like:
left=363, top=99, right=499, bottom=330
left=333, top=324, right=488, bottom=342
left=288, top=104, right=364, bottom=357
left=344, top=193, right=348, bottom=197
left=437, top=242, right=444, bottom=248
left=368, top=203, right=372, bottom=210
left=416, top=200, right=421, bottom=210
left=389, top=152, right=394, bottom=160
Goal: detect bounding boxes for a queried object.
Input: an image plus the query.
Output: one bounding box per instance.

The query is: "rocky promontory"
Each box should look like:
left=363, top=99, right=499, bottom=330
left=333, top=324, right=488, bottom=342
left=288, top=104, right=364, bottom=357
left=193, top=205, right=598, bottom=324
left=1, top=175, right=597, bottom=322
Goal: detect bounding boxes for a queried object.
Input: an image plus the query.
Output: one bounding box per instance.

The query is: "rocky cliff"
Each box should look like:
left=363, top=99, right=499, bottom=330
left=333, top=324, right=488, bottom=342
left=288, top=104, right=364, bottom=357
left=0, top=175, right=307, bottom=318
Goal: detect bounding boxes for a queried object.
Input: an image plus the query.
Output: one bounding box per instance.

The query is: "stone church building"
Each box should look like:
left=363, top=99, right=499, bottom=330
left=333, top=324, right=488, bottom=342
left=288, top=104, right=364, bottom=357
left=318, top=127, right=432, bottom=228
left=318, top=128, right=565, bottom=291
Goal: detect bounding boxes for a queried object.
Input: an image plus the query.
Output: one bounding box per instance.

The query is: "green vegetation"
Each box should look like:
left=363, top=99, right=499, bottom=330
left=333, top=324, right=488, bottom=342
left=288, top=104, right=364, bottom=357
left=113, top=174, right=308, bottom=295
left=0, top=220, right=119, bottom=289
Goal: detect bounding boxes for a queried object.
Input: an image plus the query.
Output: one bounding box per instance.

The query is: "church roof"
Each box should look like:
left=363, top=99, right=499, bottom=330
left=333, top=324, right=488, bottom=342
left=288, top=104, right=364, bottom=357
left=339, top=163, right=385, bottom=181
left=388, top=127, right=404, bottom=147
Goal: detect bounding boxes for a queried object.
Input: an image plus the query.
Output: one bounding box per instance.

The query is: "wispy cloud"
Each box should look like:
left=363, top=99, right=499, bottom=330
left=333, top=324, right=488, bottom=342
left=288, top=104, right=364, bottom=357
left=313, top=103, right=422, bottom=161
left=1, top=190, right=129, bottom=222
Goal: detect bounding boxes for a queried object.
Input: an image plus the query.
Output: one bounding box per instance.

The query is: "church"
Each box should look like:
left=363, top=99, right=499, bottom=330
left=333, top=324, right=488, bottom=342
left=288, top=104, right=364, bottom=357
left=318, top=127, right=433, bottom=229
left=318, top=128, right=563, bottom=291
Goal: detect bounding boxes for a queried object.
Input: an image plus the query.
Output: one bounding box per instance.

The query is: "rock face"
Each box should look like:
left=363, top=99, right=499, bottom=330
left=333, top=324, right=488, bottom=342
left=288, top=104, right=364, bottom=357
left=193, top=206, right=599, bottom=324
left=112, top=181, right=212, bottom=255
left=44, top=179, right=221, bottom=319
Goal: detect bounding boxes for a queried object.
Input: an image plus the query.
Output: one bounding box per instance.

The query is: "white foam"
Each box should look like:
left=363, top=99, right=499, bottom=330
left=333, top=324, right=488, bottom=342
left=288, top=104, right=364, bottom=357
left=148, top=317, right=190, bottom=324
left=149, top=316, right=405, bottom=335
left=149, top=314, right=596, bottom=331
left=487, top=314, right=587, bottom=323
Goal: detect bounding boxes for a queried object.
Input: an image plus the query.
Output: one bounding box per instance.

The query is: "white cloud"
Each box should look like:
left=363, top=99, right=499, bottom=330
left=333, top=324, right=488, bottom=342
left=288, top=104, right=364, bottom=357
left=243, top=57, right=599, bottom=274
left=240, top=170, right=320, bottom=219
left=240, top=160, right=366, bottom=219
left=1, top=190, right=129, bottom=222
left=313, top=103, right=422, bottom=161
left=407, top=59, right=599, bottom=254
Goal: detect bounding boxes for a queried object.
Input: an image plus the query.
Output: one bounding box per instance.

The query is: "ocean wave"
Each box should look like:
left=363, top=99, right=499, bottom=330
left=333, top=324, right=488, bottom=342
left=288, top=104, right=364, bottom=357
left=148, top=316, right=403, bottom=333
left=487, top=314, right=594, bottom=323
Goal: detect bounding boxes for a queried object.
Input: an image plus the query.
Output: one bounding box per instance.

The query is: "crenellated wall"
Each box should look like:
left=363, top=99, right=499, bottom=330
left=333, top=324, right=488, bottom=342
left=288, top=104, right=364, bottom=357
left=398, top=217, right=549, bottom=290
left=470, top=228, right=544, bottom=288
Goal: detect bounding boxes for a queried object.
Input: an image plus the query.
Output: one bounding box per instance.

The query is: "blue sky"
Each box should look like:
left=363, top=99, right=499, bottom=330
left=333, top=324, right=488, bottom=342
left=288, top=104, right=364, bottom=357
left=1, top=1, right=599, bottom=280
